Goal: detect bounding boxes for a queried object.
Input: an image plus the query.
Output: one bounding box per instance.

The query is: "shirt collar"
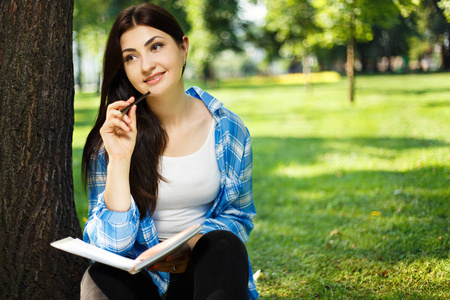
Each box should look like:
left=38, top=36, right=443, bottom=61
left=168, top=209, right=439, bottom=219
left=185, top=86, right=223, bottom=115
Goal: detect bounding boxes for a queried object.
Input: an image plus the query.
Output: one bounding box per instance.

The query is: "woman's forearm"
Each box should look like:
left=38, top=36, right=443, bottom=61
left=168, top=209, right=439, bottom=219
left=104, top=157, right=132, bottom=212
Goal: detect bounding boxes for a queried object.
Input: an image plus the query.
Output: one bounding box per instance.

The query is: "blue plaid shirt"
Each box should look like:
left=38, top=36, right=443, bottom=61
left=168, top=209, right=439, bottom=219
left=83, top=86, right=258, bottom=299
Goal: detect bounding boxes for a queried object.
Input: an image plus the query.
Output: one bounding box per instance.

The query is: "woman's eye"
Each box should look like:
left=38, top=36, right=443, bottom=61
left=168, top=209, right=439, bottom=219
left=124, top=54, right=137, bottom=63
left=151, top=43, right=163, bottom=52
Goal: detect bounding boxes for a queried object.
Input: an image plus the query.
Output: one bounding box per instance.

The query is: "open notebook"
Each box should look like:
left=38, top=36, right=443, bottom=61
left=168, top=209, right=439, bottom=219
left=51, top=223, right=203, bottom=274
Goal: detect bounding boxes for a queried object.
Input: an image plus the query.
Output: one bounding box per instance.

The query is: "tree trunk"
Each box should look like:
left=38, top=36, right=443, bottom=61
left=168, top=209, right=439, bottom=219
left=347, top=42, right=355, bottom=103
left=441, top=36, right=450, bottom=70
left=302, top=54, right=313, bottom=94
left=0, top=1, right=88, bottom=298
left=202, top=61, right=218, bottom=88
left=347, top=7, right=356, bottom=103
left=75, top=34, right=84, bottom=92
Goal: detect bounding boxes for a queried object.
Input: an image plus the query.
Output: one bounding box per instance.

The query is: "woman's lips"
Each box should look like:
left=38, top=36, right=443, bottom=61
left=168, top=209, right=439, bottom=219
left=144, top=72, right=165, bottom=85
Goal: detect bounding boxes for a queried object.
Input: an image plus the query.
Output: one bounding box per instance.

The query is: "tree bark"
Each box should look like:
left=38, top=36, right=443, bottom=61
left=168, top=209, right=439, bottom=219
left=441, top=39, right=450, bottom=70
left=75, top=34, right=84, bottom=92
left=347, top=38, right=355, bottom=103
left=0, top=1, right=87, bottom=298
left=347, top=7, right=356, bottom=103
left=302, top=54, right=313, bottom=94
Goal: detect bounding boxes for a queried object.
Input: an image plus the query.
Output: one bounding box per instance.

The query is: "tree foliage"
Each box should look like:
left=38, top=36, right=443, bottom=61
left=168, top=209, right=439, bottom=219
left=309, top=0, right=420, bottom=101
left=73, top=0, right=110, bottom=90
left=410, top=0, right=450, bottom=69
left=438, top=0, right=450, bottom=21
left=265, top=0, right=320, bottom=60
left=185, top=0, right=241, bottom=79
left=72, top=0, right=448, bottom=84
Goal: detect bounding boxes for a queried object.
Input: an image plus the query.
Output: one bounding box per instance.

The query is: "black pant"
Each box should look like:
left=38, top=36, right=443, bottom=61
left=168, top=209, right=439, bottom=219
left=88, top=230, right=249, bottom=300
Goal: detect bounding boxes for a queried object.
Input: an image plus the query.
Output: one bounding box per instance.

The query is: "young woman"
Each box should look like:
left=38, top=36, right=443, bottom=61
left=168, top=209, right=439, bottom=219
left=80, top=3, right=258, bottom=300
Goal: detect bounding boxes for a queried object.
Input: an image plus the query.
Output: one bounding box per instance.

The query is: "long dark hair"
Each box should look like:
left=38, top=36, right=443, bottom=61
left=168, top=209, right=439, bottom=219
left=82, top=3, right=185, bottom=220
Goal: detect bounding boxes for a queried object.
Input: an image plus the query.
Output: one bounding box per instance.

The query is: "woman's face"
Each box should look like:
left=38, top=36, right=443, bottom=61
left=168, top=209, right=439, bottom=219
left=120, top=25, right=188, bottom=96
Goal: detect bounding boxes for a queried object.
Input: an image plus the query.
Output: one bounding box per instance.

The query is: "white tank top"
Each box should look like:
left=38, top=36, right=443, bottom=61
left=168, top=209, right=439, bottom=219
left=153, top=120, right=220, bottom=240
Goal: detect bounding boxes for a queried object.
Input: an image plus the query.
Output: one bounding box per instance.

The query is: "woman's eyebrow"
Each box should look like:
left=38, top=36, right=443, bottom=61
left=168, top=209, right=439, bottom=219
left=122, top=36, right=163, bottom=54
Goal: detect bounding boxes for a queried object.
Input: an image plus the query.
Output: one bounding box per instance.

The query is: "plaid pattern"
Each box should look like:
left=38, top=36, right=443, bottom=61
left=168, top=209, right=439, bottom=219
left=83, top=86, right=258, bottom=299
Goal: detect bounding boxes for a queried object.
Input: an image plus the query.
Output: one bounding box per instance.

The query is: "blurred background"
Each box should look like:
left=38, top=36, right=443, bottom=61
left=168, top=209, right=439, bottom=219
left=73, top=0, right=450, bottom=92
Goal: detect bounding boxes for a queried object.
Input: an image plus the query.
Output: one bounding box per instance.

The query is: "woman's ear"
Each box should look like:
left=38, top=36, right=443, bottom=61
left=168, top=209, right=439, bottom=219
left=181, top=35, right=189, bottom=61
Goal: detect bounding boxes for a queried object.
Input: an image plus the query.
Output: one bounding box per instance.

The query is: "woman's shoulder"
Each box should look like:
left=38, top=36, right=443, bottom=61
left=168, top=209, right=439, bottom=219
left=217, top=107, right=248, bottom=136
left=186, top=86, right=248, bottom=134
left=186, top=86, right=221, bottom=112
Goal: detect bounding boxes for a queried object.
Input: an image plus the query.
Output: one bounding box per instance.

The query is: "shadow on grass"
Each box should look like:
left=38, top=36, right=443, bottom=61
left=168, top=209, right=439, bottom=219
left=425, top=100, right=450, bottom=107
left=252, top=136, right=448, bottom=168
left=359, top=87, right=450, bottom=96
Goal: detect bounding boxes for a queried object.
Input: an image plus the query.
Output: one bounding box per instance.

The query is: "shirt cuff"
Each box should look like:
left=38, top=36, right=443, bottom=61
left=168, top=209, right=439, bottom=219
left=95, top=193, right=139, bottom=224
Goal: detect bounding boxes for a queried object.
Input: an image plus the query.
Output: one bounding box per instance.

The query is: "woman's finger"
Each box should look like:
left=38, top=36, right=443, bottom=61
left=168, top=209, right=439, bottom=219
left=102, top=117, right=131, bottom=134
left=105, top=100, right=135, bottom=127
left=149, top=262, right=188, bottom=273
left=114, top=118, right=131, bottom=132
left=106, top=97, right=135, bottom=115
left=146, top=253, right=190, bottom=273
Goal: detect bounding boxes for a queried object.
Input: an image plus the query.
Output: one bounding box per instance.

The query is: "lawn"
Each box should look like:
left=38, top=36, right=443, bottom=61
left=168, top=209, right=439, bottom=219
left=73, top=73, right=449, bottom=299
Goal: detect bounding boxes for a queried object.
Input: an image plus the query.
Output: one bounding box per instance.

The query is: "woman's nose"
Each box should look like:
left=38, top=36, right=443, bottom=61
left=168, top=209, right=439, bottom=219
left=141, top=53, right=155, bottom=73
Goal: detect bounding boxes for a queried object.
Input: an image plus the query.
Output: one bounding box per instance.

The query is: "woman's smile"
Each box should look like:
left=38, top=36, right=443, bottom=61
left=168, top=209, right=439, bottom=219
left=144, top=72, right=166, bottom=85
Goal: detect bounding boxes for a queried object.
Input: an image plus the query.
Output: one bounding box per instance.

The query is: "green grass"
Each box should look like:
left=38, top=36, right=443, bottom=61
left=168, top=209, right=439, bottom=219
left=73, top=73, right=449, bottom=299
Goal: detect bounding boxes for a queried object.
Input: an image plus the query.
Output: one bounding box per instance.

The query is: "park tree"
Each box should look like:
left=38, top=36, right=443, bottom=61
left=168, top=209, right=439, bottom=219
left=438, top=0, right=450, bottom=21
left=259, top=0, right=320, bottom=90
left=0, top=1, right=87, bottom=298
left=185, top=0, right=241, bottom=81
left=73, top=0, right=109, bottom=91
left=311, top=0, right=420, bottom=102
left=356, top=15, right=419, bottom=73
left=413, top=0, right=450, bottom=70
left=244, top=24, right=284, bottom=73
left=105, top=0, right=190, bottom=31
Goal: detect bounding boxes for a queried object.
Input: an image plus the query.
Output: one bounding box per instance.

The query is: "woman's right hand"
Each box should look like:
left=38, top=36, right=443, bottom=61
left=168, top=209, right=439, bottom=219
left=100, top=97, right=138, bottom=161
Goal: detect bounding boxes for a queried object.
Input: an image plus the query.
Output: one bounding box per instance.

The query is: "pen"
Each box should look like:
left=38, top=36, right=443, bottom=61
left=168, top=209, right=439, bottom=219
left=120, top=91, right=150, bottom=114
